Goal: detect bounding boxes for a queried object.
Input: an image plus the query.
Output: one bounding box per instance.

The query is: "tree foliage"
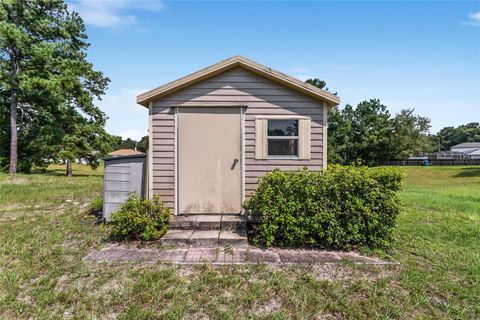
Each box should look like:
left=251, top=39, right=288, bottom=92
left=430, top=123, right=480, bottom=151
left=305, top=79, right=432, bottom=164
left=137, top=135, right=149, bottom=153
left=328, top=101, right=433, bottom=164
left=305, top=78, right=336, bottom=95
left=0, top=0, right=111, bottom=174
left=326, top=104, right=353, bottom=164
left=113, top=137, right=137, bottom=150
left=349, top=99, right=393, bottom=165
left=53, top=106, right=115, bottom=176
left=110, top=136, right=149, bottom=153
left=390, top=109, right=432, bottom=160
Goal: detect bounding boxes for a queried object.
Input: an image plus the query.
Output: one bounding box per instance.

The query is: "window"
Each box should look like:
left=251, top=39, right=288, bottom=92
left=267, top=120, right=298, bottom=157
left=255, top=117, right=311, bottom=160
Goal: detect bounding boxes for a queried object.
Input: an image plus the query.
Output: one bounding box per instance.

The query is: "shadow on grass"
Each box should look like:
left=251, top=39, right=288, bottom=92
left=32, top=168, right=103, bottom=177
left=453, top=167, right=480, bottom=178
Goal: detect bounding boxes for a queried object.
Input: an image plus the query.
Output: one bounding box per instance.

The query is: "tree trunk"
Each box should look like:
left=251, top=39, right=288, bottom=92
left=66, top=159, right=72, bottom=177
left=9, top=78, right=19, bottom=174
left=8, top=1, right=23, bottom=174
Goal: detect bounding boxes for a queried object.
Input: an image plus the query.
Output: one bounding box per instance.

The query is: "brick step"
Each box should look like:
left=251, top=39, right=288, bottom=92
left=169, top=215, right=246, bottom=231
left=160, top=230, right=248, bottom=248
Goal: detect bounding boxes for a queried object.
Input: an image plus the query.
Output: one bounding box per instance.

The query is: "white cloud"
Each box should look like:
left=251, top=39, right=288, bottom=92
left=463, top=11, right=480, bottom=27
left=97, top=88, right=148, bottom=139
left=119, top=129, right=148, bottom=141
left=293, top=74, right=313, bottom=81
left=68, top=0, right=164, bottom=29
left=100, top=88, right=148, bottom=113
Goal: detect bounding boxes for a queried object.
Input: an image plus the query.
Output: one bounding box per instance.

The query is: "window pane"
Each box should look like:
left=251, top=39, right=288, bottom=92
left=267, top=120, right=298, bottom=136
left=268, top=139, right=298, bottom=156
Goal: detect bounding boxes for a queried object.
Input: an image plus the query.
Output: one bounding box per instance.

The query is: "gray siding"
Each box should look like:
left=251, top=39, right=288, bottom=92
left=151, top=67, right=325, bottom=208
left=103, top=156, right=146, bottom=220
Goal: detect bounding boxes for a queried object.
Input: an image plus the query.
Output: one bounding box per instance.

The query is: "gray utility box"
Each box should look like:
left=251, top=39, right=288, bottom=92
left=103, top=154, right=146, bottom=221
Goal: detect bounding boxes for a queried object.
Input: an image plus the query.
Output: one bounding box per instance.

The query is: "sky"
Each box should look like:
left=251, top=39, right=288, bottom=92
left=68, top=0, right=480, bottom=140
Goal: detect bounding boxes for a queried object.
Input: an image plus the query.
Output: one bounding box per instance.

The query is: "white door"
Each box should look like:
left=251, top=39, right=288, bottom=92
left=178, top=107, right=242, bottom=214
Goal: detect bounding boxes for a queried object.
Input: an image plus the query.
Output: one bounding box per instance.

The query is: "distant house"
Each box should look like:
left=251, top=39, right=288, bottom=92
left=108, top=149, right=144, bottom=156
left=468, top=149, right=480, bottom=159
left=451, top=142, right=480, bottom=157
left=407, top=156, right=428, bottom=160
left=430, top=150, right=467, bottom=160
left=429, top=142, right=480, bottom=160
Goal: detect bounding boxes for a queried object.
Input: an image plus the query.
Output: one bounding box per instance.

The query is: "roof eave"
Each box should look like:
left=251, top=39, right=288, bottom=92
left=137, top=58, right=242, bottom=107
left=136, top=56, right=340, bottom=107
left=235, top=59, right=340, bottom=107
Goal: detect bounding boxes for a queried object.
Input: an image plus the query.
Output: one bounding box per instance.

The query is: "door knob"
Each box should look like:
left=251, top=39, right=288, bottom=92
left=231, top=159, right=239, bottom=169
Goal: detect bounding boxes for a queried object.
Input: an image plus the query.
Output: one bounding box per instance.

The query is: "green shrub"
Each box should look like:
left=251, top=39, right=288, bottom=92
left=87, top=196, right=103, bottom=215
left=109, top=194, right=170, bottom=241
left=243, top=165, right=404, bottom=248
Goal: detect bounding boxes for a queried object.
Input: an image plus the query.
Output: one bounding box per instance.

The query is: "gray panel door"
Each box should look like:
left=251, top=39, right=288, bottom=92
left=178, top=107, right=241, bottom=214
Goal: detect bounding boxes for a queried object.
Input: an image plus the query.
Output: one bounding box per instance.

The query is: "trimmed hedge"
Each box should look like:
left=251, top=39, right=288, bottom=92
left=243, top=165, right=403, bottom=248
left=110, top=194, right=170, bottom=241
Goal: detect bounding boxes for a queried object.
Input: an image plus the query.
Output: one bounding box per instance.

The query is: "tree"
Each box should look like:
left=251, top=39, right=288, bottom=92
left=111, top=137, right=140, bottom=150
left=137, top=135, right=149, bottom=153
left=305, top=78, right=326, bottom=90
left=390, top=109, right=432, bottom=161
left=326, top=104, right=353, bottom=164
left=119, top=138, right=137, bottom=150
left=305, top=78, right=343, bottom=162
left=306, top=79, right=433, bottom=165
left=349, top=99, right=393, bottom=165
left=52, top=105, right=115, bottom=176
left=432, top=122, right=480, bottom=151
left=305, top=78, right=337, bottom=95
left=0, top=0, right=109, bottom=174
left=110, top=135, right=123, bottom=149
left=331, top=101, right=433, bottom=165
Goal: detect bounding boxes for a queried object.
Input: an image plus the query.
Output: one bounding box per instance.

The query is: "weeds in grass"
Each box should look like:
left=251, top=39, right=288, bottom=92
left=0, top=165, right=479, bottom=318
left=86, top=196, right=103, bottom=216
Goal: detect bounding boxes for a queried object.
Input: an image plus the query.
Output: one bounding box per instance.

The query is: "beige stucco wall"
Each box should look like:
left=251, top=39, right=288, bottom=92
left=150, top=67, right=326, bottom=210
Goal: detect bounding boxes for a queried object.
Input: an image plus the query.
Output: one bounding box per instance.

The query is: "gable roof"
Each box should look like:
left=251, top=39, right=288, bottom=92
left=451, top=142, right=480, bottom=149
left=467, top=148, right=480, bottom=155
left=136, top=55, right=340, bottom=107
left=109, top=149, right=144, bottom=156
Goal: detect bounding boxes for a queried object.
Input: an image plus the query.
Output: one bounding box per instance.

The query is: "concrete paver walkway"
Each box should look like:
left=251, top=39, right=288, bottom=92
left=84, top=245, right=396, bottom=265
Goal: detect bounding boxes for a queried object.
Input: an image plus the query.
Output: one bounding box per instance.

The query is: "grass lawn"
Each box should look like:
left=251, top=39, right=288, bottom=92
left=0, top=164, right=479, bottom=319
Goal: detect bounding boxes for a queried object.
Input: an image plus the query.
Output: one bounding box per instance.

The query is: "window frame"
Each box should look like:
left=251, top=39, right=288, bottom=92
left=266, top=119, right=300, bottom=159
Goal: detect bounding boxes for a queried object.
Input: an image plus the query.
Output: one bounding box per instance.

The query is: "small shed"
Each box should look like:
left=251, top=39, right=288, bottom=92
left=103, top=154, right=146, bottom=220
left=136, top=56, right=340, bottom=216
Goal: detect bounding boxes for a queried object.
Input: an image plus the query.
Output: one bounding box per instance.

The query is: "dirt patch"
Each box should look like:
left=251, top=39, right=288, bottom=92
left=97, top=278, right=124, bottom=295
left=307, top=263, right=398, bottom=283
left=54, top=275, right=70, bottom=293
left=315, top=312, right=343, bottom=319
left=0, top=208, right=62, bottom=222
left=0, top=203, right=26, bottom=211
left=254, top=297, right=282, bottom=315
left=2, top=177, right=30, bottom=185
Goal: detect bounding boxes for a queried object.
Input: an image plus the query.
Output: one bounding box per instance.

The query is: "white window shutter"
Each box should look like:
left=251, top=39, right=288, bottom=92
left=255, top=119, right=267, bottom=160
left=298, top=118, right=311, bottom=160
